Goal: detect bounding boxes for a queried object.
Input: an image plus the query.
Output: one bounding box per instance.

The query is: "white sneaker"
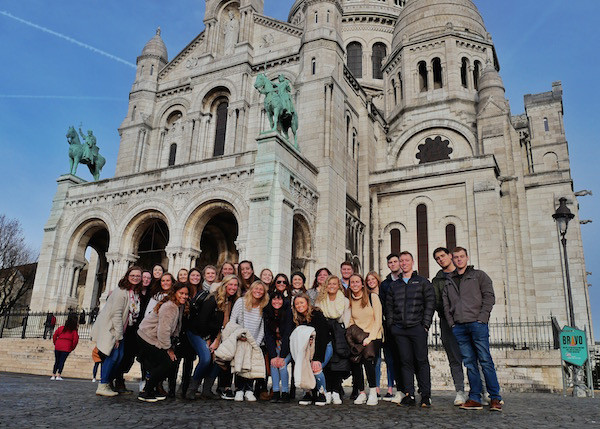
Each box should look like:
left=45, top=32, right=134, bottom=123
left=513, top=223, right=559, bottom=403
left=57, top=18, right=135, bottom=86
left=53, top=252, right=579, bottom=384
left=55, top=376, right=63, bottom=381
left=482, top=392, right=490, bottom=405
left=454, top=390, right=467, bottom=406
left=244, top=391, right=257, bottom=402
left=139, top=380, right=145, bottom=391
left=92, top=378, right=97, bottom=383
left=96, top=383, right=118, bottom=397
left=353, top=392, right=367, bottom=405
left=367, top=388, right=378, bottom=406
left=391, top=391, right=405, bottom=404
left=325, top=392, right=332, bottom=404
left=50, top=376, right=56, bottom=381
left=234, top=391, right=244, bottom=402
left=331, top=392, right=342, bottom=405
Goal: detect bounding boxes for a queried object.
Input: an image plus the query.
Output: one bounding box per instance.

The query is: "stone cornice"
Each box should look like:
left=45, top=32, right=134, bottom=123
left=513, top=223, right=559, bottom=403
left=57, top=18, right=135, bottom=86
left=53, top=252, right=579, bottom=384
left=156, top=84, right=192, bottom=99
left=251, top=53, right=301, bottom=73
left=253, top=14, right=303, bottom=38
left=158, top=32, right=205, bottom=80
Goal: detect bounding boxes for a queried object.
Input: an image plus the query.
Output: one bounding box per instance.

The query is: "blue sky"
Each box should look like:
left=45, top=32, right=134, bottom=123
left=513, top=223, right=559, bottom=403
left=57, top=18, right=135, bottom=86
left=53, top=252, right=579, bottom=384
left=0, top=1, right=598, bottom=338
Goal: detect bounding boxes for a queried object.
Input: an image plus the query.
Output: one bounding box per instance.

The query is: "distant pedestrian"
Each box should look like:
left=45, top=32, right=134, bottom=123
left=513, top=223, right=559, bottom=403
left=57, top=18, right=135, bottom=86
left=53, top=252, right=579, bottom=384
left=43, top=312, right=56, bottom=339
left=51, top=313, right=79, bottom=380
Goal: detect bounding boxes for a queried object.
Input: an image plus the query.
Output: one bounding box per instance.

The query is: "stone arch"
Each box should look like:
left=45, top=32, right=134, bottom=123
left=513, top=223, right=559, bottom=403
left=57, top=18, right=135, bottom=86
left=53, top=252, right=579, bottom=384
left=437, top=215, right=465, bottom=249
left=382, top=221, right=407, bottom=256
left=389, top=120, right=476, bottom=167
left=119, top=206, right=174, bottom=258
left=153, top=98, right=191, bottom=128
left=543, top=151, right=559, bottom=171
left=193, top=81, right=237, bottom=112
left=205, top=0, right=240, bottom=21
left=291, top=211, right=313, bottom=276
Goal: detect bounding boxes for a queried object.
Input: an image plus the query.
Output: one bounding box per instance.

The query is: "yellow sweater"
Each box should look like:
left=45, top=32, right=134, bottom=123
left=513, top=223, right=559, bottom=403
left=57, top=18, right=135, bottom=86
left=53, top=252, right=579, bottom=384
left=349, top=293, right=383, bottom=342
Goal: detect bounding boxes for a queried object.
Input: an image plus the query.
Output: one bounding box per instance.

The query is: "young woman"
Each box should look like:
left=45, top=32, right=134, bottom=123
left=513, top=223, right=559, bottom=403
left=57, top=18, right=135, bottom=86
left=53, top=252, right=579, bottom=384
left=271, top=273, right=291, bottom=298
left=290, top=271, right=307, bottom=298
left=213, top=275, right=241, bottom=399
left=292, top=293, right=332, bottom=406
left=365, top=271, right=391, bottom=400
left=150, top=264, right=164, bottom=295
left=51, top=313, right=79, bottom=380
left=348, top=274, right=383, bottom=406
left=218, top=262, right=236, bottom=281
left=146, top=273, right=175, bottom=317
left=91, top=266, right=143, bottom=397
left=264, top=291, right=294, bottom=402
left=177, top=268, right=189, bottom=284
left=230, top=280, right=269, bottom=401
left=178, top=267, right=203, bottom=399
left=260, top=268, right=274, bottom=290
left=307, top=268, right=331, bottom=304
left=238, top=260, right=259, bottom=295
left=202, top=265, right=218, bottom=293
left=137, top=283, right=189, bottom=402
left=315, top=275, right=351, bottom=405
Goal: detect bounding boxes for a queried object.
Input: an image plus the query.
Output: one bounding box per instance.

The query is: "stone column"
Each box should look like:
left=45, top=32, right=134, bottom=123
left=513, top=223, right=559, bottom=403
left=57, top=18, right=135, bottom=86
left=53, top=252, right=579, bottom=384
left=427, top=65, right=434, bottom=91
left=81, top=250, right=100, bottom=309
left=234, top=240, right=247, bottom=261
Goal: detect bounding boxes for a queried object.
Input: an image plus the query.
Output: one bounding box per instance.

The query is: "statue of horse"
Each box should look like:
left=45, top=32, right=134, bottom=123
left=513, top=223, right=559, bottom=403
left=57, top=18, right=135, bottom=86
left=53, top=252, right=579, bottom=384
left=254, top=73, right=299, bottom=148
left=66, top=126, right=106, bottom=181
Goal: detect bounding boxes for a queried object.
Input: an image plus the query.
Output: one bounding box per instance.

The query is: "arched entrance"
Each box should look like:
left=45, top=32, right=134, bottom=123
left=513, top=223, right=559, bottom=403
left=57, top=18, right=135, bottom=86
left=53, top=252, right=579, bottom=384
left=291, top=213, right=312, bottom=275
left=136, top=219, right=169, bottom=270
left=196, top=211, right=239, bottom=268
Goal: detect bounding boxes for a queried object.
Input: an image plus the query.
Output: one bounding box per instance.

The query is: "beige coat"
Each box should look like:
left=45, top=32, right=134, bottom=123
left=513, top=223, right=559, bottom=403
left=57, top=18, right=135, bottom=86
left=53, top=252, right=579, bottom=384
left=138, top=300, right=182, bottom=350
left=90, top=288, right=130, bottom=355
left=289, top=325, right=316, bottom=390
left=214, top=321, right=266, bottom=379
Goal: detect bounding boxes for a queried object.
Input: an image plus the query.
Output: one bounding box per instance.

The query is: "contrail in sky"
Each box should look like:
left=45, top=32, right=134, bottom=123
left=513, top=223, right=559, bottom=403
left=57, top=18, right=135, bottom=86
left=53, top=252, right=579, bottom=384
left=0, top=95, right=122, bottom=101
left=0, top=10, right=136, bottom=68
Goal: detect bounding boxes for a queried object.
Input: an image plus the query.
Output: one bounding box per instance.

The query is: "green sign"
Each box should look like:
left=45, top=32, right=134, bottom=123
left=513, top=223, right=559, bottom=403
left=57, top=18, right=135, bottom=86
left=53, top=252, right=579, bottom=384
left=559, top=326, right=588, bottom=367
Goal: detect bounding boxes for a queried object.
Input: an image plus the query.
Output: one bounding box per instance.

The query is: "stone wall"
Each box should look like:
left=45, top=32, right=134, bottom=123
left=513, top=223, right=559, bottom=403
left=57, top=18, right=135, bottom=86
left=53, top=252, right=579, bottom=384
left=0, top=338, right=563, bottom=392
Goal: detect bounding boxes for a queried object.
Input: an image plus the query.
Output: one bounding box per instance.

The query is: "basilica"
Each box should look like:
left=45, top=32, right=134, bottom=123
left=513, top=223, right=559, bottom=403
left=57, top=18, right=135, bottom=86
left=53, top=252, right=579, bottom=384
left=31, top=0, right=592, bottom=336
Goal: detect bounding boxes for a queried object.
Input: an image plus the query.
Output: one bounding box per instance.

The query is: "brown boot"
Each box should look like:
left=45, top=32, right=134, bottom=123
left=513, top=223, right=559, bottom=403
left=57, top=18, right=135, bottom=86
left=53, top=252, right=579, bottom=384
left=490, top=399, right=503, bottom=412
left=460, top=399, right=483, bottom=410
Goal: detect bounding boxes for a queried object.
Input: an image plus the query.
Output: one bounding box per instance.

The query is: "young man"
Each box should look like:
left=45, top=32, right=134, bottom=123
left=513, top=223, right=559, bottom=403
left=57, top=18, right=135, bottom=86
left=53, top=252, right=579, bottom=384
left=443, top=247, right=502, bottom=412
left=379, top=254, right=405, bottom=403
left=385, top=251, right=435, bottom=408
left=340, top=261, right=354, bottom=290
left=432, top=247, right=467, bottom=406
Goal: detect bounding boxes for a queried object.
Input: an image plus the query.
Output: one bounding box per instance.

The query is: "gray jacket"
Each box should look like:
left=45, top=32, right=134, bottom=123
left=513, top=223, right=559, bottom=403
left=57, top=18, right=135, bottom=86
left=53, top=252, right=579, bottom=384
left=442, top=266, right=495, bottom=326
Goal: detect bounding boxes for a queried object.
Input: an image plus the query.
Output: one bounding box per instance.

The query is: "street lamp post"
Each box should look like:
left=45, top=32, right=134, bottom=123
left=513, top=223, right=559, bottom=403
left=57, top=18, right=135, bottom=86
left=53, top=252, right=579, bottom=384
left=552, top=197, right=575, bottom=328
left=552, top=197, right=587, bottom=397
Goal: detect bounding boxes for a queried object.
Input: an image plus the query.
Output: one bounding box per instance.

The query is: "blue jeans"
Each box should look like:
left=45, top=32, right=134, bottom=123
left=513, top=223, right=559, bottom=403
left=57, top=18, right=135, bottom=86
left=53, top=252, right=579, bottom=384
left=101, top=341, right=124, bottom=384
left=53, top=351, right=70, bottom=374
left=187, top=331, right=212, bottom=381
left=314, top=342, right=333, bottom=393
left=271, top=349, right=292, bottom=393
left=452, top=322, right=501, bottom=402
left=382, top=339, right=396, bottom=390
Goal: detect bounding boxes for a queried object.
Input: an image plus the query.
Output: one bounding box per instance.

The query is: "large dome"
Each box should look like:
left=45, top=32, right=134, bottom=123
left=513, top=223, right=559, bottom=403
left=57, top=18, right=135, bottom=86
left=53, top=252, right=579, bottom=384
left=392, top=0, right=487, bottom=48
left=141, top=28, right=168, bottom=63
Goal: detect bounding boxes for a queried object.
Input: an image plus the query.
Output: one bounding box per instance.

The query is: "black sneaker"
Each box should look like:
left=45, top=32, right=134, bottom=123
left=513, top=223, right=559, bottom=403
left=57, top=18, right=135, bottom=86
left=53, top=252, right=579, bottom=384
left=270, top=392, right=281, bottom=403
left=138, top=390, right=158, bottom=403
left=280, top=392, right=290, bottom=403
left=314, top=392, right=327, bottom=406
left=154, top=389, right=167, bottom=401
left=400, top=394, right=416, bottom=406
left=382, top=392, right=394, bottom=401
left=299, top=392, right=313, bottom=405
left=420, top=396, right=431, bottom=408
left=221, top=389, right=235, bottom=400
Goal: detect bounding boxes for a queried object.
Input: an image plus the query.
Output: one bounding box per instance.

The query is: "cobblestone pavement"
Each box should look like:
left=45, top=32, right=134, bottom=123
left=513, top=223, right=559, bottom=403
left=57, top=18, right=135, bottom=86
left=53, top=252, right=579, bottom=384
left=1, top=373, right=599, bottom=429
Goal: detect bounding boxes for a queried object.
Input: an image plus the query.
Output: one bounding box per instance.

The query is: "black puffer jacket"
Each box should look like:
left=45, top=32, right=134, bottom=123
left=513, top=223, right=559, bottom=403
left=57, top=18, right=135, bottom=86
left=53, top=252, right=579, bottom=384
left=325, top=318, right=351, bottom=373
left=385, top=272, right=435, bottom=329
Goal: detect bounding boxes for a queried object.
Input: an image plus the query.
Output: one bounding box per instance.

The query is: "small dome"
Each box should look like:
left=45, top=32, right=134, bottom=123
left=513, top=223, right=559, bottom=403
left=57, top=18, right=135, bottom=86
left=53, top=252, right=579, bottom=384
left=478, top=61, right=504, bottom=94
left=141, top=27, right=168, bottom=63
left=392, top=0, right=487, bottom=48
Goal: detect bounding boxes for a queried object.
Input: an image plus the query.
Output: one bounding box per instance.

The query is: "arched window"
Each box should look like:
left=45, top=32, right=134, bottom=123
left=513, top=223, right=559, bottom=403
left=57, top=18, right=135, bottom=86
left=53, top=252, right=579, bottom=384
left=390, top=228, right=401, bottom=255
left=432, top=57, right=443, bottom=89
left=213, top=100, right=228, bottom=157
left=150, top=65, right=154, bottom=76
left=416, top=204, right=429, bottom=278
left=347, top=42, right=363, bottom=78
left=473, top=60, right=481, bottom=90
left=312, top=58, right=316, bottom=75
left=461, top=57, right=469, bottom=88
left=168, top=143, right=177, bottom=166
left=132, top=105, right=137, bottom=120
left=543, top=117, right=549, bottom=132
left=315, top=11, right=318, bottom=24
left=346, top=115, right=351, bottom=149
left=392, top=79, right=397, bottom=104
left=398, top=73, right=404, bottom=99
left=372, top=43, right=387, bottom=80
left=327, top=10, right=330, bottom=23
left=418, top=61, right=428, bottom=92
left=352, top=129, right=358, bottom=158
left=445, top=224, right=456, bottom=251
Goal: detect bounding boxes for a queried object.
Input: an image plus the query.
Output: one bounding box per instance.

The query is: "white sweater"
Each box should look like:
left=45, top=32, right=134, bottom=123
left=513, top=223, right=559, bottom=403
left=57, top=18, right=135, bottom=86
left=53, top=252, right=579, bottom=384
left=230, top=299, right=265, bottom=345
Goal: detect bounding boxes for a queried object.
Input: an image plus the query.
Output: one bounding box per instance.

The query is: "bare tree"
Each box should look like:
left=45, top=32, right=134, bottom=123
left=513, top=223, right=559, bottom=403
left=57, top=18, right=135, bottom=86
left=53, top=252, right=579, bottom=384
left=0, top=215, right=37, bottom=315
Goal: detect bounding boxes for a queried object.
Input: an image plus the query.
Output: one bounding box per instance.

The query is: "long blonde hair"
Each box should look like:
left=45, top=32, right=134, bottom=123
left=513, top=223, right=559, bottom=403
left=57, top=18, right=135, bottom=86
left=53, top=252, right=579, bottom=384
left=292, top=293, right=315, bottom=326
left=316, top=275, right=341, bottom=306
left=215, top=275, right=241, bottom=312
left=243, top=280, right=269, bottom=314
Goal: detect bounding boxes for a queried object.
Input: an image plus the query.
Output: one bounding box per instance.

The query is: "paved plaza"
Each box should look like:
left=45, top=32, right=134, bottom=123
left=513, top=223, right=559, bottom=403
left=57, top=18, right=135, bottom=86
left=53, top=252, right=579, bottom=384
left=0, top=373, right=598, bottom=428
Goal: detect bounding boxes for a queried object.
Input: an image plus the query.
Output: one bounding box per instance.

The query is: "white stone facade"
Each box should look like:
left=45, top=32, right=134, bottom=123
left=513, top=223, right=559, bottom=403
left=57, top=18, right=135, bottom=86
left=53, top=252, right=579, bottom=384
left=31, top=0, right=592, bottom=337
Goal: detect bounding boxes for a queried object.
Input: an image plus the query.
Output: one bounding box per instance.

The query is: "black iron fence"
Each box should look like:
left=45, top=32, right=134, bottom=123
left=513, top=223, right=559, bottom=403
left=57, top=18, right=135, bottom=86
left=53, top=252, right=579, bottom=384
left=1, top=309, right=560, bottom=351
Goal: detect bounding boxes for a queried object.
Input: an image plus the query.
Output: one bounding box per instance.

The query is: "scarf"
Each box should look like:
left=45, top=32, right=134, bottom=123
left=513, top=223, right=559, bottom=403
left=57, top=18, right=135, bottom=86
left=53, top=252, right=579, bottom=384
left=202, top=280, right=212, bottom=293
left=319, top=290, right=347, bottom=321
left=127, top=290, right=140, bottom=327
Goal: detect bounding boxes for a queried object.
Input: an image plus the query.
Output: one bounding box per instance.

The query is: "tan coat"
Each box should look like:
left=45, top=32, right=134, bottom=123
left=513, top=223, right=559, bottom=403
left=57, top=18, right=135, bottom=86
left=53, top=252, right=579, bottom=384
left=138, top=300, right=182, bottom=350
left=90, top=288, right=130, bottom=355
left=214, top=321, right=266, bottom=379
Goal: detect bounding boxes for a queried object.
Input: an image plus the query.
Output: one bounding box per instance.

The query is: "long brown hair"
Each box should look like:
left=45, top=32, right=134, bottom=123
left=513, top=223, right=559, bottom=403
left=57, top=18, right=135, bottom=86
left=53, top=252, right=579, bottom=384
left=118, top=266, right=143, bottom=291
left=349, top=274, right=369, bottom=308
left=292, top=293, right=315, bottom=326
left=150, top=272, right=175, bottom=297
left=154, top=282, right=189, bottom=315
left=311, top=267, right=332, bottom=290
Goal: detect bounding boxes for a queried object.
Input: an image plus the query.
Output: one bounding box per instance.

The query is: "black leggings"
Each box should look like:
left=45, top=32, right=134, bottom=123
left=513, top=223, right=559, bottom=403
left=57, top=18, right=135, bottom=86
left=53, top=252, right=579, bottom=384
left=53, top=351, right=70, bottom=374
left=351, top=340, right=382, bottom=390
left=137, top=337, right=175, bottom=393
left=324, top=369, right=344, bottom=395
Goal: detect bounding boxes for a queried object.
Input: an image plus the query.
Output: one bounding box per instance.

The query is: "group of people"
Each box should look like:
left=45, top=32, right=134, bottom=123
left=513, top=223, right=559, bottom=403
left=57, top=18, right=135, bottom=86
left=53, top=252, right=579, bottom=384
left=87, top=246, right=502, bottom=411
